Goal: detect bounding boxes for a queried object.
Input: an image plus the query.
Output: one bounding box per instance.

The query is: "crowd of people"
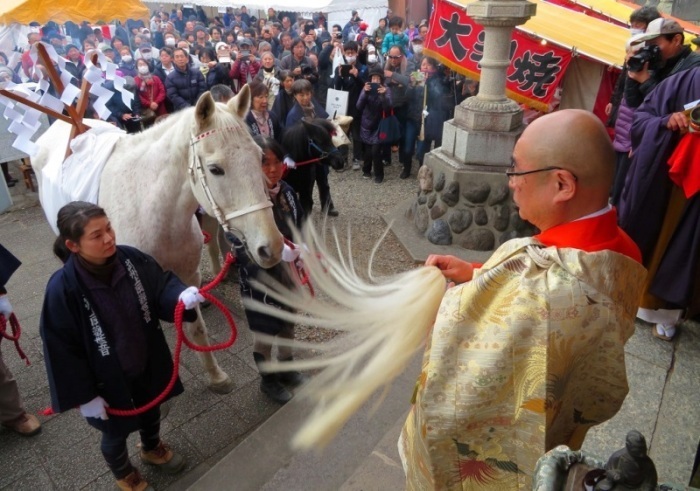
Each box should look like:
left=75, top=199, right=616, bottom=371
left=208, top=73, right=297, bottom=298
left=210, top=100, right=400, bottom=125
left=2, top=3, right=700, bottom=490
left=0, top=7, right=478, bottom=190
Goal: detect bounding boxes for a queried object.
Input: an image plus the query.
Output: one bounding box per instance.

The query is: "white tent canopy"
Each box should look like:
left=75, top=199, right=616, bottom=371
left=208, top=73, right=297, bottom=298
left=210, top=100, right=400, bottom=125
left=150, top=0, right=386, bottom=15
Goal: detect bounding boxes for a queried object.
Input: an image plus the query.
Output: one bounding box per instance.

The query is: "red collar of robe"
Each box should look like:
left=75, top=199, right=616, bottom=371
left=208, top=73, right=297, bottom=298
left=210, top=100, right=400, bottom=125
left=535, top=208, right=642, bottom=263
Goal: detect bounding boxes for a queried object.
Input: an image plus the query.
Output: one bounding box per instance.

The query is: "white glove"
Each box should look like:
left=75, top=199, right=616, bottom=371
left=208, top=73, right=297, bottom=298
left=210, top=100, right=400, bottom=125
left=282, top=243, right=301, bottom=262
left=80, top=396, right=109, bottom=420
left=422, top=109, right=430, bottom=118
left=284, top=156, right=296, bottom=169
left=0, top=295, right=12, bottom=318
left=179, top=286, right=205, bottom=310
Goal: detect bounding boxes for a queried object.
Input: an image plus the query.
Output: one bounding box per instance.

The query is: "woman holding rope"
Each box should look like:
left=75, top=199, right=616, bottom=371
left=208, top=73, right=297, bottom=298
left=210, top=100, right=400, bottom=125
left=40, top=201, right=204, bottom=491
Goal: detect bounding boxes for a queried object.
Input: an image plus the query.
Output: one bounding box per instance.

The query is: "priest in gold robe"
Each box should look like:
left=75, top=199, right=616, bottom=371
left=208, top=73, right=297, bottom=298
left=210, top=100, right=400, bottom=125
left=399, top=110, right=647, bottom=490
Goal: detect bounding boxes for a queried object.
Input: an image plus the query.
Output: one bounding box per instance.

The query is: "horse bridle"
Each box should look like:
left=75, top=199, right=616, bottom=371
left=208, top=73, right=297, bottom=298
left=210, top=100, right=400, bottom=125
left=189, top=126, right=272, bottom=236
left=293, top=138, right=342, bottom=167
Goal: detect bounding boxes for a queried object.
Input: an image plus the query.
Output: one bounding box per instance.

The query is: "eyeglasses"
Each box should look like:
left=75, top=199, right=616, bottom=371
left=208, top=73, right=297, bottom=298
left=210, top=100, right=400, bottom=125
left=387, top=54, right=402, bottom=59
left=506, top=163, right=578, bottom=181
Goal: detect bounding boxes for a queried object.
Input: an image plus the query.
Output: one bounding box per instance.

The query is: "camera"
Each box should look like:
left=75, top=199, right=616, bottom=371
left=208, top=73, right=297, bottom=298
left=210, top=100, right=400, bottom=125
left=300, top=64, right=313, bottom=76
left=627, top=45, right=662, bottom=73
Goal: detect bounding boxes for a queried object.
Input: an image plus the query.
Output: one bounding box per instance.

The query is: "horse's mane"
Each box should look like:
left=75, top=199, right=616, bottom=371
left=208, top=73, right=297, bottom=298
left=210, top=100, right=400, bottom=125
left=243, top=223, right=446, bottom=450
left=282, top=118, right=335, bottom=162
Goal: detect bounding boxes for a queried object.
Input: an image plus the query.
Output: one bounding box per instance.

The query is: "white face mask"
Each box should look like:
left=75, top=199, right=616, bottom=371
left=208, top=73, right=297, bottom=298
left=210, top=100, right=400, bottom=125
left=345, top=55, right=356, bottom=64
left=367, top=54, right=378, bottom=64
left=138, top=65, right=150, bottom=75
left=143, top=33, right=151, bottom=39
left=165, top=38, right=176, bottom=46
left=142, top=51, right=153, bottom=60
left=413, top=45, right=423, bottom=54
left=630, top=28, right=645, bottom=35
left=122, top=55, right=133, bottom=63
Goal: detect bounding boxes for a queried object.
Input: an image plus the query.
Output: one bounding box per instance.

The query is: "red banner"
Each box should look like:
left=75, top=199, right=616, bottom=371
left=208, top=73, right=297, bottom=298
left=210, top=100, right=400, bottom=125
left=424, top=0, right=573, bottom=111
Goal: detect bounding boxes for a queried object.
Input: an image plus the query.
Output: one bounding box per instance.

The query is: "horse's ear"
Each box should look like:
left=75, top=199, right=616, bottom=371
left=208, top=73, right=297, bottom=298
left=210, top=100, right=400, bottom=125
left=228, top=84, right=251, bottom=119
left=195, top=92, right=217, bottom=127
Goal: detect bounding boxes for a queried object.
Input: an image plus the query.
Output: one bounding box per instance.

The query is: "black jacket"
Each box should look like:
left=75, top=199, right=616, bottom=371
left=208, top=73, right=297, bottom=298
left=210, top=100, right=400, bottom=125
left=165, top=65, right=206, bottom=111
left=40, top=246, right=193, bottom=433
left=0, top=244, right=20, bottom=294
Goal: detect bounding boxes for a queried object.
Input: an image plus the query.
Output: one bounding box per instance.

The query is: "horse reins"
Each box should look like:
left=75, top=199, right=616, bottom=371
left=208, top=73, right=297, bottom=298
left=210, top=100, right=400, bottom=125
left=189, top=126, right=273, bottom=235
left=292, top=138, right=341, bottom=167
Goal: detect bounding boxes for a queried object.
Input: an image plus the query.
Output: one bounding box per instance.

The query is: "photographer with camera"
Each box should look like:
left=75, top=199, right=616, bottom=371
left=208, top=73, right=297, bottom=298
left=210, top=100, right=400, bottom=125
left=625, top=18, right=700, bottom=109
left=333, top=41, right=369, bottom=169
left=280, top=38, right=319, bottom=85
left=229, top=38, right=261, bottom=91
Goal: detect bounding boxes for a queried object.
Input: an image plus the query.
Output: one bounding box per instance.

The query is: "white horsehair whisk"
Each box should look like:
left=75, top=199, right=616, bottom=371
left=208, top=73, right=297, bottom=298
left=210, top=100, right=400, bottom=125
left=243, top=222, right=446, bottom=450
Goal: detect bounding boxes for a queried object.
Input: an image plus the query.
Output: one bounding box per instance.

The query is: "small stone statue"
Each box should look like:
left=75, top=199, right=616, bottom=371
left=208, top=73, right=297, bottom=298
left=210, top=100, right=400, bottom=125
left=595, top=430, right=658, bottom=491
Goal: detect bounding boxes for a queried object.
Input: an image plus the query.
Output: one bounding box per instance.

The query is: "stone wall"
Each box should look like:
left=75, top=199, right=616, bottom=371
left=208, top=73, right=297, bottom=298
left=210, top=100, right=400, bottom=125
left=407, top=150, right=537, bottom=251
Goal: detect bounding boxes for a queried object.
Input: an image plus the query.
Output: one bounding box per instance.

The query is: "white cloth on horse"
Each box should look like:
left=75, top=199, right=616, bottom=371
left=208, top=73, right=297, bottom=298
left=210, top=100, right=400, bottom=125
left=39, top=125, right=125, bottom=234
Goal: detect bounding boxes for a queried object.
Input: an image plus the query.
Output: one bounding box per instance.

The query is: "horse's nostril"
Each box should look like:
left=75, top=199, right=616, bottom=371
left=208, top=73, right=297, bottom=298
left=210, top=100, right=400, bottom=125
left=257, top=245, right=272, bottom=261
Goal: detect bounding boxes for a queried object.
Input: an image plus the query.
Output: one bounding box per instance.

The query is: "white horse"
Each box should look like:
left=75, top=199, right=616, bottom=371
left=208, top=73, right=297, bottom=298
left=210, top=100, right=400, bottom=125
left=32, top=87, right=284, bottom=393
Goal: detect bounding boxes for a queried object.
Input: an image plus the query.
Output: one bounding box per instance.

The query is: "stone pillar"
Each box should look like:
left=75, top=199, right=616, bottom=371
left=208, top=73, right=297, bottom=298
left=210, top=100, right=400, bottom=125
left=389, top=0, right=539, bottom=262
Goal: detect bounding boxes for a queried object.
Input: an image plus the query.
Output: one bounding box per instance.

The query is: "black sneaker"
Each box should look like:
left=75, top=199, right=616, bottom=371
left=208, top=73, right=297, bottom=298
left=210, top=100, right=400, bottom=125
left=362, top=172, right=371, bottom=179
left=260, top=376, right=293, bottom=404
left=323, top=207, right=339, bottom=217
left=399, top=169, right=410, bottom=179
left=277, top=370, right=310, bottom=387
left=374, top=177, right=383, bottom=184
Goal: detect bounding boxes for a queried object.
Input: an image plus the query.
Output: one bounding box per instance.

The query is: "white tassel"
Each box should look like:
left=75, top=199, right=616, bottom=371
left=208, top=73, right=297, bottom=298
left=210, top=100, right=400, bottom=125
left=243, top=223, right=446, bottom=450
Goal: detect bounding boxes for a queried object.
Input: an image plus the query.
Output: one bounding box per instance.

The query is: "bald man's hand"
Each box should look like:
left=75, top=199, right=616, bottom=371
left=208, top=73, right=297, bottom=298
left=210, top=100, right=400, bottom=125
left=425, top=255, right=473, bottom=284
left=667, top=111, right=689, bottom=133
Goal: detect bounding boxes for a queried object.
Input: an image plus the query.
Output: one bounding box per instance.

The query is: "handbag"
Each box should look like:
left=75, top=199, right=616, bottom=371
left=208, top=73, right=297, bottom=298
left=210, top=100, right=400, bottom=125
left=325, top=88, right=349, bottom=117
left=378, top=109, right=401, bottom=143
left=140, top=83, right=157, bottom=127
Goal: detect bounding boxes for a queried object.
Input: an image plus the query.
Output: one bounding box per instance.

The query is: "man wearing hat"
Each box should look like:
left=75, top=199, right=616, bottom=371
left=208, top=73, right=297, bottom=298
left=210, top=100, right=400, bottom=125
left=230, top=38, right=260, bottom=91
left=410, top=35, right=425, bottom=65
left=625, top=17, right=700, bottom=108
left=64, top=44, right=85, bottom=85
left=99, top=43, right=116, bottom=62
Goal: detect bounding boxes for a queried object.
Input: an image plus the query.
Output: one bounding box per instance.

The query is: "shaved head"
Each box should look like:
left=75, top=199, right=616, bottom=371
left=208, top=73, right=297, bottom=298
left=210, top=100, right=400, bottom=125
left=510, top=110, right=615, bottom=230
left=521, top=109, right=615, bottom=189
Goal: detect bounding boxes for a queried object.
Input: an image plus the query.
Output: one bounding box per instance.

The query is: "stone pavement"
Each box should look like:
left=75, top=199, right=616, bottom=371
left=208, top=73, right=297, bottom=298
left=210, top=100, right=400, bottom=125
left=0, top=160, right=283, bottom=490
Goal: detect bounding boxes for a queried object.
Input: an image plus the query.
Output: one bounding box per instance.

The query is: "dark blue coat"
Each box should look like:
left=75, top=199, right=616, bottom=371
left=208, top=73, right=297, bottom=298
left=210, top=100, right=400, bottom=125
left=165, top=65, right=206, bottom=111
left=40, top=246, right=192, bottom=433
left=234, top=181, right=304, bottom=335
left=285, top=99, right=328, bottom=127
left=0, top=244, right=20, bottom=294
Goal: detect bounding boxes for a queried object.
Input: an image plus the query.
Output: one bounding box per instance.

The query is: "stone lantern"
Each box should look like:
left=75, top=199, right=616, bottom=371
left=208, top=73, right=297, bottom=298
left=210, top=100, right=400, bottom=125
left=389, top=0, right=539, bottom=263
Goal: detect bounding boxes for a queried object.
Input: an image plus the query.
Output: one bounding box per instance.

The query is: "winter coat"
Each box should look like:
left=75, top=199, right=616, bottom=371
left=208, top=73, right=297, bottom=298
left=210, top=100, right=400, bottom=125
left=64, top=59, right=86, bottom=87
left=165, top=65, right=206, bottom=111
left=384, top=57, right=416, bottom=108
left=279, top=55, right=318, bottom=84
left=286, top=99, right=328, bottom=128
left=272, top=90, right=296, bottom=129
left=40, top=246, right=194, bottom=434
left=229, top=57, right=261, bottom=90
left=422, top=73, right=455, bottom=141
left=201, top=63, right=230, bottom=90
left=333, top=63, right=368, bottom=118
left=245, top=110, right=283, bottom=143
left=234, top=181, right=304, bottom=335
left=135, top=75, right=167, bottom=116
left=0, top=244, right=20, bottom=293
left=612, top=98, right=634, bottom=153
left=381, top=32, right=409, bottom=55
left=117, top=60, right=138, bottom=78
left=356, top=85, right=393, bottom=145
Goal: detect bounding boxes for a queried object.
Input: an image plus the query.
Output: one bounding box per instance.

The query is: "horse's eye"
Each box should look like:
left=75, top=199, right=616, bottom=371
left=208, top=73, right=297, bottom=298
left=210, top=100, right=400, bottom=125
left=208, top=164, right=225, bottom=176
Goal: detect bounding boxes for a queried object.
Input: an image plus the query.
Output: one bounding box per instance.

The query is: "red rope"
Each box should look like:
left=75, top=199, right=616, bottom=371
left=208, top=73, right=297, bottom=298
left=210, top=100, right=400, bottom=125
left=0, top=313, right=30, bottom=366
left=105, top=252, right=237, bottom=417
left=202, top=230, right=212, bottom=244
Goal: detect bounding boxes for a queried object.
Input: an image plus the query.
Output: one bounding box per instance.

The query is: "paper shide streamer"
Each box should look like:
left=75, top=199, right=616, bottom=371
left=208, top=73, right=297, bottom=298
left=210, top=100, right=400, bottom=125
left=0, top=42, right=132, bottom=156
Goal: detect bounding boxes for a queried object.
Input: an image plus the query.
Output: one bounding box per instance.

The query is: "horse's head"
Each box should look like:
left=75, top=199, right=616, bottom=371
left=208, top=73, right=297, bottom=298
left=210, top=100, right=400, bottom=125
left=188, top=87, right=283, bottom=268
left=283, top=118, right=346, bottom=171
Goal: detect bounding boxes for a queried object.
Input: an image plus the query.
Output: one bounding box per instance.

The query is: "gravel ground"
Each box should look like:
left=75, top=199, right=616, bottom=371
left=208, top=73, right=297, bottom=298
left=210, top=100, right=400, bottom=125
left=200, top=152, right=422, bottom=346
